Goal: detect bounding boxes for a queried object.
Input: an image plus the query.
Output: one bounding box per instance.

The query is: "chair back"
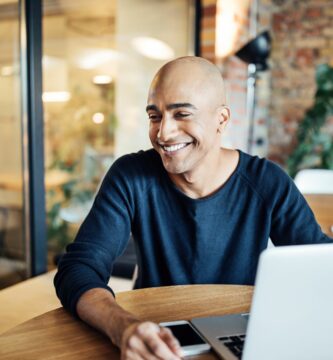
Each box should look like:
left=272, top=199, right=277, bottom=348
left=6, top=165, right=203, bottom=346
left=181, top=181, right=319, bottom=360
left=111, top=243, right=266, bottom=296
left=294, top=169, right=333, bottom=194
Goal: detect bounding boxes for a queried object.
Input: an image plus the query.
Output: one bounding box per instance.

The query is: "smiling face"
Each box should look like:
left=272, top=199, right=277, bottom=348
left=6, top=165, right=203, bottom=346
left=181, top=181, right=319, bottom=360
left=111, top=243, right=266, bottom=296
left=147, top=57, right=229, bottom=176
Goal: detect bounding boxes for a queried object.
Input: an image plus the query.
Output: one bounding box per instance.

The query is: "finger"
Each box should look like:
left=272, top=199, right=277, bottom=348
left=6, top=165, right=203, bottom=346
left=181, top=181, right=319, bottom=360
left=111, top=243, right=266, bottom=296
left=159, top=327, right=183, bottom=357
left=137, top=323, right=181, bottom=360
left=126, top=334, right=157, bottom=360
left=121, top=347, right=142, bottom=360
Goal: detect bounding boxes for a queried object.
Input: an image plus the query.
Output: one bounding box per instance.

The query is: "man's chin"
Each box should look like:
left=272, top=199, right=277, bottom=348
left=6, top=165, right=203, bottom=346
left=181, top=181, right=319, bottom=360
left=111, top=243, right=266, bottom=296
left=155, top=147, right=191, bottom=174
left=161, top=159, right=187, bottom=175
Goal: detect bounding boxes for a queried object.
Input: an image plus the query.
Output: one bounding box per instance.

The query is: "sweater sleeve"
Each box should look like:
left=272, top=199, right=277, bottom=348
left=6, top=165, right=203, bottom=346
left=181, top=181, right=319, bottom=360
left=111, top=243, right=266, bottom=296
left=54, top=156, right=135, bottom=316
left=265, top=163, right=332, bottom=246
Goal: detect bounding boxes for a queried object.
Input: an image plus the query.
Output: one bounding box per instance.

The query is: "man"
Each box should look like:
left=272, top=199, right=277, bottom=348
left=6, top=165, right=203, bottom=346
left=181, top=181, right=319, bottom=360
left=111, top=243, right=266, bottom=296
left=55, top=56, right=332, bottom=360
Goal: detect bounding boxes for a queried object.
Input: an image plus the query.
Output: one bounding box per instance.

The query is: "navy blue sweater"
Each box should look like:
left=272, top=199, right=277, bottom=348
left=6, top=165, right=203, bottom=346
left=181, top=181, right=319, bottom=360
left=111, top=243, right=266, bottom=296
left=54, top=149, right=332, bottom=315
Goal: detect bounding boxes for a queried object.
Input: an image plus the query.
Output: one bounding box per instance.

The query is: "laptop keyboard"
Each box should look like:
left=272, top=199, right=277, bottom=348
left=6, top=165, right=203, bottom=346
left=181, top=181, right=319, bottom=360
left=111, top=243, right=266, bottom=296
left=218, top=334, right=246, bottom=359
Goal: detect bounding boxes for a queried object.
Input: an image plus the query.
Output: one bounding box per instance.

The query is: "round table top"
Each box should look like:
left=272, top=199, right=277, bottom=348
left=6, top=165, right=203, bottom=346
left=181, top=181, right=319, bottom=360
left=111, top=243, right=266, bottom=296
left=0, top=284, right=253, bottom=360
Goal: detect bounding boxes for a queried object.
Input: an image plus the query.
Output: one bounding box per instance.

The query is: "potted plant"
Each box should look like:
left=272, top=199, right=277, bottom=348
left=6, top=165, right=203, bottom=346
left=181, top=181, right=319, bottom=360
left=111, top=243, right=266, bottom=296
left=287, top=64, right=333, bottom=178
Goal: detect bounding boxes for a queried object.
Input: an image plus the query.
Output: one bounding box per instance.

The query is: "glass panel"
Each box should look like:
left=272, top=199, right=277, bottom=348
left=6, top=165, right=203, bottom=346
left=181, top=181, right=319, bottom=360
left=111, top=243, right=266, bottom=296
left=42, top=0, right=193, bottom=269
left=0, top=0, right=27, bottom=288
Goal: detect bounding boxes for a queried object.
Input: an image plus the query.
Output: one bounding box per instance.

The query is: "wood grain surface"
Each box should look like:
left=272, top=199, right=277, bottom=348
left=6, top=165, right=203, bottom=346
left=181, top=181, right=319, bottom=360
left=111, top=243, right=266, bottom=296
left=0, top=271, right=132, bottom=335
left=304, top=194, right=333, bottom=236
left=0, top=285, right=253, bottom=360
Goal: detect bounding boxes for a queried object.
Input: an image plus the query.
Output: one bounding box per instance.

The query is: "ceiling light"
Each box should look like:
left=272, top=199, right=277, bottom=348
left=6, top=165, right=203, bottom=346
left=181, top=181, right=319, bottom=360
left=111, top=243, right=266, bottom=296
left=42, top=91, right=71, bottom=103
left=1, top=66, right=14, bottom=76
left=77, top=49, right=120, bottom=70
left=93, top=75, right=112, bottom=85
left=131, top=37, right=174, bottom=60
left=92, top=112, right=105, bottom=124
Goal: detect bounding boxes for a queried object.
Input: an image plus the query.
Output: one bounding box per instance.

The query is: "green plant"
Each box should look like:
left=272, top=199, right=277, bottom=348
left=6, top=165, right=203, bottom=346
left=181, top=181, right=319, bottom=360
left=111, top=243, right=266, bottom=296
left=287, top=64, right=333, bottom=178
left=47, top=160, right=94, bottom=254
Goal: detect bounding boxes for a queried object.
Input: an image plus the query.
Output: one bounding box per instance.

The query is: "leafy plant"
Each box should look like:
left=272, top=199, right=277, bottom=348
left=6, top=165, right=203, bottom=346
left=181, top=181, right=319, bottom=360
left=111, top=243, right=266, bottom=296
left=47, top=160, right=94, bottom=255
left=287, top=64, right=333, bottom=178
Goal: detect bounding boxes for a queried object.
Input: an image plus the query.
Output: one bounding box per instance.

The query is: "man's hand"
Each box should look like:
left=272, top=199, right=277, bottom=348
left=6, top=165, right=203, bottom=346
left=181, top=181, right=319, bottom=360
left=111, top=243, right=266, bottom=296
left=76, top=288, right=182, bottom=359
left=121, top=321, right=183, bottom=360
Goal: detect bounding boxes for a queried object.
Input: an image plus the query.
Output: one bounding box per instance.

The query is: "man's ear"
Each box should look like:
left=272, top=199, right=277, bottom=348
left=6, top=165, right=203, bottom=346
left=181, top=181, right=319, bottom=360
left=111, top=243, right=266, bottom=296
left=217, top=106, right=230, bottom=133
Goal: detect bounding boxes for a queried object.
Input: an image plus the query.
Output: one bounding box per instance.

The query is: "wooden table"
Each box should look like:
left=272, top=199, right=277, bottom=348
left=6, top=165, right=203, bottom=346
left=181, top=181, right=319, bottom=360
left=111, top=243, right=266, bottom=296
left=0, top=285, right=253, bottom=360
left=304, top=194, right=333, bottom=236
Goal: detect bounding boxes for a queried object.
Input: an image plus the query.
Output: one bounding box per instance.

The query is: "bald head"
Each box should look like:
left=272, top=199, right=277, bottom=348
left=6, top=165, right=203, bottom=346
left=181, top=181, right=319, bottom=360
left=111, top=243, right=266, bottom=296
left=148, top=56, right=227, bottom=107
left=147, top=56, right=231, bottom=177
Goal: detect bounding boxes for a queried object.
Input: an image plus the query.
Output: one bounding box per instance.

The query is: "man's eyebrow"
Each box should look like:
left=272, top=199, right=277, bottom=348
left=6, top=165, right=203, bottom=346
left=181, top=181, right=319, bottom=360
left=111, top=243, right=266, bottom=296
left=166, top=103, right=197, bottom=110
left=146, top=103, right=197, bottom=112
left=146, top=104, right=159, bottom=112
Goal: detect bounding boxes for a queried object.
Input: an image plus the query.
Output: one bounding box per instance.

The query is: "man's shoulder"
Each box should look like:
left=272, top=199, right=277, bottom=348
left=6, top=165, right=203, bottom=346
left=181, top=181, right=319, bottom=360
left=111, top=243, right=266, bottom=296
left=239, top=151, right=286, bottom=177
left=237, top=150, right=293, bottom=197
left=108, top=148, right=162, bottom=180
left=113, top=148, right=159, bottom=166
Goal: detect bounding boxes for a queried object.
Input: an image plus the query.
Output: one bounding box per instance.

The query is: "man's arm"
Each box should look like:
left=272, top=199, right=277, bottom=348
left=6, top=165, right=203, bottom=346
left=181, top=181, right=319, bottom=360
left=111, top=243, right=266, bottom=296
left=76, top=288, right=182, bottom=360
left=263, top=161, right=333, bottom=245
left=55, top=156, right=182, bottom=359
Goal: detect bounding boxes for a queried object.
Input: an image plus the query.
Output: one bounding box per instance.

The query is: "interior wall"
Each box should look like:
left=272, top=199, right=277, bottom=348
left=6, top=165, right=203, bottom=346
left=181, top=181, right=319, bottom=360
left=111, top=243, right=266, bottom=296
left=263, top=0, right=333, bottom=165
left=200, top=0, right=333, bottom=164
left=114, top=0, right=191, bottom=158
left=200, top=0, right=268, bottom=155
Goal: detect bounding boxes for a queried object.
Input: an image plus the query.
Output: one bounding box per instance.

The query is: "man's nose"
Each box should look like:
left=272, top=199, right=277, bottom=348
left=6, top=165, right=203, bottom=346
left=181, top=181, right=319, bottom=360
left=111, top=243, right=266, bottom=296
left=157, top=116, right=178, bottom=142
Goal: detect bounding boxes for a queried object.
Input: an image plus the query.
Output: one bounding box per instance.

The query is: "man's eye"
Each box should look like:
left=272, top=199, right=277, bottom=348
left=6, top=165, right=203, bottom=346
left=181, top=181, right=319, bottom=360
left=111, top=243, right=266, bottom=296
left=148, top=114, right=161, bottom=121
left=175, top=112, right=190, bottom=118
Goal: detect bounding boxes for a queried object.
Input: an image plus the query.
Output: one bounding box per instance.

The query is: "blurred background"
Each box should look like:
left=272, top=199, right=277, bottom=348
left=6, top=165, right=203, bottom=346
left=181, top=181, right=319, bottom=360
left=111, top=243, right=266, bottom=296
left=0, top=0, right=332, bottom=289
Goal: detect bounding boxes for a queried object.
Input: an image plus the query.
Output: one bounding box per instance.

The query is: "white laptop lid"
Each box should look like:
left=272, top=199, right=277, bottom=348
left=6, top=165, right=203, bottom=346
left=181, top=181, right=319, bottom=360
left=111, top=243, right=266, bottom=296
left=243, top=244, right=333, bottom=360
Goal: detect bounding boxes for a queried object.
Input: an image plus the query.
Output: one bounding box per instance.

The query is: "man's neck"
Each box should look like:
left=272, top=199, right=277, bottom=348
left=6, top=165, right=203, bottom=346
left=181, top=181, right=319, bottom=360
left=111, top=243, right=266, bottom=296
left=168, top=148, right=239, bottom=199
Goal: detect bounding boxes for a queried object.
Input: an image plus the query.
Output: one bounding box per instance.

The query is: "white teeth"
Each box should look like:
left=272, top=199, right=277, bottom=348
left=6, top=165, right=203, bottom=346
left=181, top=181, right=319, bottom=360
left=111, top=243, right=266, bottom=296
left=163, top=143, right=188, bottom=152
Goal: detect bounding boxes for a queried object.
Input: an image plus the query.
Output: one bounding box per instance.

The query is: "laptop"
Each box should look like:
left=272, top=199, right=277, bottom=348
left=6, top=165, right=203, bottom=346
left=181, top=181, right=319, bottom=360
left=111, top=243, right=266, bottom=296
left=190, top=243, right=333, bottom=360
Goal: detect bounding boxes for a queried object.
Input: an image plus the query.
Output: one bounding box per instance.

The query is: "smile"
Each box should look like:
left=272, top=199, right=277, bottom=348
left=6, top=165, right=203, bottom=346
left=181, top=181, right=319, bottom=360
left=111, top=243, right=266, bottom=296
left=160, top=142, right=192, bottom=153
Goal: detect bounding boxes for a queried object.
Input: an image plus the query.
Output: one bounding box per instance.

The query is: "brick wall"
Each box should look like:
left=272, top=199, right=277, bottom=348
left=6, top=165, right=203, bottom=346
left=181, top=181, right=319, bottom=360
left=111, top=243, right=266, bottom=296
left=264, top=0, right=333, bottom=165
left=200, top=0, right=216, bottom=63
left=200, top=0, right=269, bottom=155
left=200, top=0, right=333, bottom=165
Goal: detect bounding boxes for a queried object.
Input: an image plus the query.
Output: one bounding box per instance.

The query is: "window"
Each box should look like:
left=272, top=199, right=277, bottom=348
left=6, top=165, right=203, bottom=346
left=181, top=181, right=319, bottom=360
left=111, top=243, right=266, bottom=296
left=42, top=0, right=196, bottom=267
